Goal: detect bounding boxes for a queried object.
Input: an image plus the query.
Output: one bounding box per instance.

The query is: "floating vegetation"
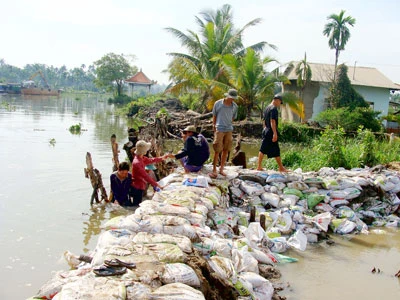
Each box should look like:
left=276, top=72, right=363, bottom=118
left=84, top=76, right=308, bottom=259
left=69, top=123, right=82, bottom=134
left=49, top=138, right=56, bottom=146
left=74, top=111, right=79, bottom=115
left=0, top=101, right=16, bottom=111
left=75, top=97, right=81, bottom=101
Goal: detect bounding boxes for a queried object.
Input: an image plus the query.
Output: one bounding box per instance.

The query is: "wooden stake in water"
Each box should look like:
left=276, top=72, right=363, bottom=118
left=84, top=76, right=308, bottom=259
left=84, top=152, right=108, bottom=205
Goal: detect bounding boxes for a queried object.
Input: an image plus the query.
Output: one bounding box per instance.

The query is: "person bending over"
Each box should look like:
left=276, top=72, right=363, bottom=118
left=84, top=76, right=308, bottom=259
left=172, top=125, right=210, bottom=173
left=130, top=140, right=170, bottom=205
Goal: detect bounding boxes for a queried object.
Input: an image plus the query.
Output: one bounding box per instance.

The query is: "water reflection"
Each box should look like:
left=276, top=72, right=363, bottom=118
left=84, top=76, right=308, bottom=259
left=82, top=206, right=106, bottom=252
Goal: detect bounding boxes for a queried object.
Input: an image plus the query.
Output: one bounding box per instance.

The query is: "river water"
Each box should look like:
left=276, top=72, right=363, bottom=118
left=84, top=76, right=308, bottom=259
left=0, top=95, right=399, bottom=300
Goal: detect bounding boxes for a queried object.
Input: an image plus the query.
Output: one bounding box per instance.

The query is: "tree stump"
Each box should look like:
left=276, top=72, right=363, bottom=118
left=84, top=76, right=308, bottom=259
left=84, top=152, right=108, bottom=205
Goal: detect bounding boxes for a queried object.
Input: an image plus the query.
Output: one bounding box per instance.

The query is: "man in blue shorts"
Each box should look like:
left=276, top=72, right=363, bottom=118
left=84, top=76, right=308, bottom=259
left=257, top=94, right=287, bottom=172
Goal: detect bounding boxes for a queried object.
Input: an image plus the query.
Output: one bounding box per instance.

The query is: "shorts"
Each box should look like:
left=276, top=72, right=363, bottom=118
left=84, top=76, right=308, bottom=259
left=259, top=130, right=281, bottom=158
left=181, top=157, right=202, bottom=172
left=213, top=131, right=233, bottom=153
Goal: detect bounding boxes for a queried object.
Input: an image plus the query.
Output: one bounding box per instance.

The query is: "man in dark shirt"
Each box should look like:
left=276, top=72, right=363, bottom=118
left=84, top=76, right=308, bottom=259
left=257, top=95, right=287, bottom=172
left=173, top=125, right=210, bottom=173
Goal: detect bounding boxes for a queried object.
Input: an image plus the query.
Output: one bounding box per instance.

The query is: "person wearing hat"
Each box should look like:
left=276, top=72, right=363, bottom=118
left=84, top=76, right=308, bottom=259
left=172, top=125, right=210, bottom=173
left=257, top=94, right=287, bottom=172
left=210, top=88, right=238, bottom=178
left=130, top=140, right=170, bottom=205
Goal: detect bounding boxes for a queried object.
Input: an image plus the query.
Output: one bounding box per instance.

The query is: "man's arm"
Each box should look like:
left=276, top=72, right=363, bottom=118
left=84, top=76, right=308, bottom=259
left=212, top=115, right=217, bottom=132
left=271, top=119, right=278, bottom=142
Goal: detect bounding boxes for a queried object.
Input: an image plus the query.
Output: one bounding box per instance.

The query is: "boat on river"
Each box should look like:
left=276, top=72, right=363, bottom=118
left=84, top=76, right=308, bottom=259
left=21, top=86, right=61, bottom=96
left=21, top=71, right=61, bottom=96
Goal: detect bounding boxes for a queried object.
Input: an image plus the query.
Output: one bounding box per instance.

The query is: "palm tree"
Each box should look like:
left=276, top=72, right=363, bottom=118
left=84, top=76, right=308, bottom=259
left=218, top=48, right=287, bottom=119
left=165, top=4, right=274, bottom=111
left=295, top=52, right=312, bottom=121
left=323, top=10, right=356, bottom=80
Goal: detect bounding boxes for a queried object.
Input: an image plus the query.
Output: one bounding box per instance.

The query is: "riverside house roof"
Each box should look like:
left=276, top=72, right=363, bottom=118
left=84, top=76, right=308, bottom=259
left=125, top=69, right=155, bottom=86
left=284, top=62, right=399, bottom=90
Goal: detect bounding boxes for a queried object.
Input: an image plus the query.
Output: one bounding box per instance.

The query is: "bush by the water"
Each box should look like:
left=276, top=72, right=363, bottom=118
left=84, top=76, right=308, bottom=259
left=261, top=127, right=400, bottom=171
left=108, top=94, right=134, bottom=104
left=279, top=122, right=321, bottom=143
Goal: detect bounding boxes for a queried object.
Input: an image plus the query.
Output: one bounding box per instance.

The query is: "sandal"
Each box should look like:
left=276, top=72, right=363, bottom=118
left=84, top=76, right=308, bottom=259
left=93, top=266, right=127, bottom=276
left=104, top=258, right=136, bottom=269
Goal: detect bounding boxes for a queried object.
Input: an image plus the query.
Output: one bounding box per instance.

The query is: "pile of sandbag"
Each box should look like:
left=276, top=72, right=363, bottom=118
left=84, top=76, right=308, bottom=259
left=32, top=165, right=400, bottom=300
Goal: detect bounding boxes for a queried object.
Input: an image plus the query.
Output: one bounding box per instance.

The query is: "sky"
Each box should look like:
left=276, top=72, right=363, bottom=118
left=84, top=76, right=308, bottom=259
left=2, top=0, right=400, bottom=85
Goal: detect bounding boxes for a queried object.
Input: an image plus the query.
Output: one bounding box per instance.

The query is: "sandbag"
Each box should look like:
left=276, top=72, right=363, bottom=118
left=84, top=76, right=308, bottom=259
left=132, top=232, right=192, bottom=253
left=150, top=282, right=205, bottom=300
left=161, top=263, right=200, bottom=287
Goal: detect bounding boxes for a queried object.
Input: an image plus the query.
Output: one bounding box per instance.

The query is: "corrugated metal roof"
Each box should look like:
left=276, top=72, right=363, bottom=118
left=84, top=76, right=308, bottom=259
left=284, top=62, right=399, bottom=90
left=125, top=70, right=154, bottom=84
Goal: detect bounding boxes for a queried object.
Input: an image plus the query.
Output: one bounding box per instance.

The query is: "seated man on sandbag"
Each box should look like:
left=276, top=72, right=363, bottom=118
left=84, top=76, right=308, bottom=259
left=172, top=125, right=210, bottom=173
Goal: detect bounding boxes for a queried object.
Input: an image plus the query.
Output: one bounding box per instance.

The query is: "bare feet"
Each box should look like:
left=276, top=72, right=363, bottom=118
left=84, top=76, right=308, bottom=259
left=219, top=170, right=227, bottom=176
left=279, top=167, right=288, bottom=173
left=209, top=172, right=218, bottom=179
left=256, top=168, right=265, bottom=171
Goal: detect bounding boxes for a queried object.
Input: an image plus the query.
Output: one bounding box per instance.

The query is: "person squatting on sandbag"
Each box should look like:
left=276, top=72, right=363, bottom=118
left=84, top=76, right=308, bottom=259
left=130, top=140, right=171, bottom=206
left=172, top=125, right=210, bottom=173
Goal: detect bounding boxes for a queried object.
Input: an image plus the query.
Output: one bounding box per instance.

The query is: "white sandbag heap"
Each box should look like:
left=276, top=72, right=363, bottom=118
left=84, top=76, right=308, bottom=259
left=33, top=165, right=400, bottom=300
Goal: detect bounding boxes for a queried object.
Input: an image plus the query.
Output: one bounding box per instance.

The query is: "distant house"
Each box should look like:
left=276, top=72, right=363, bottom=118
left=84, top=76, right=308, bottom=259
left=125, top=69, right=157, bottom=95
left=281, top=62, right=400, bottom=122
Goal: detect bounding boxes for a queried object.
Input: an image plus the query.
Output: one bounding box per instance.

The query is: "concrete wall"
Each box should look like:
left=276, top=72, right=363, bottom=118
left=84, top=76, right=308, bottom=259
left=283, top=81, right=391, bottom=122
left=353, top=85, right=390, bottom=117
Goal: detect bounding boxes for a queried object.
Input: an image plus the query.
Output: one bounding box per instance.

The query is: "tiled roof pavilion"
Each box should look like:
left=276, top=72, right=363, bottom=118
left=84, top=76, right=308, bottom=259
left=125, top=69, right=156, bottom=86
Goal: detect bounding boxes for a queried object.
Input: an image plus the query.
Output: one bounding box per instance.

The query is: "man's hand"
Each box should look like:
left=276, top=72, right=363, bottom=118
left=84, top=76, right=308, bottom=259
left=272, top=133, right=278, bottom=142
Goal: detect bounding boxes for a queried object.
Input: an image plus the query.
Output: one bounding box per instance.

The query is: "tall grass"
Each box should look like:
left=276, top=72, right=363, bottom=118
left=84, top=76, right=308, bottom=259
left=260, top=127, right=400, bottom=171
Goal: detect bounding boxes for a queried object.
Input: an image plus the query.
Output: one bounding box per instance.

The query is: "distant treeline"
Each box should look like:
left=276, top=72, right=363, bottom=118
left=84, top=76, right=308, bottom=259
left=0, top=59, right=98, bottom=92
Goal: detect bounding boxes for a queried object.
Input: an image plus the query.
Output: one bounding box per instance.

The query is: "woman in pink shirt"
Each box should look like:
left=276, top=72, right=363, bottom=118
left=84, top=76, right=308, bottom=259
left=130, top=140, right=170, bottom=205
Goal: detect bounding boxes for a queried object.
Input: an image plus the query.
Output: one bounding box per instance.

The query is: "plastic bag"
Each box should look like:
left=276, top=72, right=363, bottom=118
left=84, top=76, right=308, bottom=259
left=209, top=256, right=237, bottom=281
left=182, top=176, right=209, bottom=188
left=283, top=188, right=304, bottom=199
left=287, top=230, right=307, bottom=251
left=244, top=223, right=266, bottom=248
left=150, top=282, right=205, bottom=300
left=161, top=263, right=201, bottom=287
left=306, top=193, right=325, bottom=209
left=240, top=180, right=264, bottom=196
left=239, top=272, right=274, bottom=300
left=266, top=173, right=287, bottom=183
left=260, top=192, right=280, bottom=208
left=232, top=246, right=259, bottom=273
left=311, top=212, right=332, bottom=232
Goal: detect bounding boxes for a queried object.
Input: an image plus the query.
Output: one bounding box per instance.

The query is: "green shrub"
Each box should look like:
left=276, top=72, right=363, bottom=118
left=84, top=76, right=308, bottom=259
left=282, top=150, right=303, bottom=167
left=357, top=127, right=378, bottom=167
left=315, top=107, right=382, bottom=132
left=108, top=94, right=133, bottom=104
left=279, top=122, right=321, bottom=143
left=313, top=126, right=349, bottom=169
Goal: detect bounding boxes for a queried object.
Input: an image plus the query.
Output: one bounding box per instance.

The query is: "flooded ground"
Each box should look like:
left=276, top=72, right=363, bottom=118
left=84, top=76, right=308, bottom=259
left=0, top=94, right=399, bottom=299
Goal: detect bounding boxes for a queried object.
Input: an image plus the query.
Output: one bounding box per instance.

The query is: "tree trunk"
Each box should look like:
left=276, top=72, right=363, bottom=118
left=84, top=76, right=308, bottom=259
left=334, top=47, right=340, bottom=82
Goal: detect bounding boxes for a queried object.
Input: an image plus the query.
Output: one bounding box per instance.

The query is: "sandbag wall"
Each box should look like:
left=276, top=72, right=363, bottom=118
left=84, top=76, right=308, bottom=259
left=33, top=165, right=400, bottom=300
